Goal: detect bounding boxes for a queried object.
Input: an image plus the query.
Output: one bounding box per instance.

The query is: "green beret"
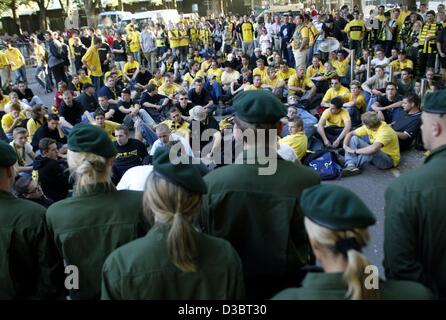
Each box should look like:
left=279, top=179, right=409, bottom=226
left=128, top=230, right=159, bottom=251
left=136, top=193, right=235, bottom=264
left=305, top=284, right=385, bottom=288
left=68, top=123, right=117, bottom=158
left=0, top=141, right=17, bottom=167
left=300, top=185, right=376, bottom=230
left=423, top=90, right=446, bottom=114
left=152, top=147, right=208, bottom=194
left=233, top=90, right=287, bottom=123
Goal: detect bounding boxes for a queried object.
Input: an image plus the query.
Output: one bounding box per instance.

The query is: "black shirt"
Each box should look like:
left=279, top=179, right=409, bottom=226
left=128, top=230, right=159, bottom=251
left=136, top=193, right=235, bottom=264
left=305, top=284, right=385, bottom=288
left=173, top=102, right=195, bottom=116
left=15, top=88, right=34, bottom=103
left=97, top=85, right=118, bottom=101
left=114, top=99, right=137, bottom=123
left=73, top=45, right=87, bottom=70
left=135, top=70, right=152, bottom=86
left=112, top=138, right=148, bottom=183
left=112, top=39, right=127, bottom=62
left=391, top=111, right=422, bottom=150
left=188, top=88, right=211, bottom=106
left=76, top=92, right=99, bottom=113
left=191, top=116, right=220, bottom=151
left=32, top=122, right=67, bottom=151
left=59, top=100, right=84, bottom=126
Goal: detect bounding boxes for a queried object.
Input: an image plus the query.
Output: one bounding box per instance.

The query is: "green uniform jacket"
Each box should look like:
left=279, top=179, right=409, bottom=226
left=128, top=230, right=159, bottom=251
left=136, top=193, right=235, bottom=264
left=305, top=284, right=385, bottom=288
left=384, top=145, right=446, bottom=299
left=101, top=223, right=245, bottom=299
left=46, top=183, right=149, bottom=300
left=0, top=190, right=65, bottom=299
left=200, top=150, right=320, bottom=295
left=272, top=272, right=433, bottom=300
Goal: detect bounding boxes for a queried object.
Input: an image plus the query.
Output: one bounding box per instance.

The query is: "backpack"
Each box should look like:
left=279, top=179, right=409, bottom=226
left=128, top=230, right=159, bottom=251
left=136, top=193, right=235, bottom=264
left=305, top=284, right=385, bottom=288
left=305, top=150, right=342, bottom=180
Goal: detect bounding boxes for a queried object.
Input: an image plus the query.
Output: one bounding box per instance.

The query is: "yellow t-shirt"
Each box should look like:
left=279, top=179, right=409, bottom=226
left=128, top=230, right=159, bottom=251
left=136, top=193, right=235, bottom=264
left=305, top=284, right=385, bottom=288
left=344, top=19, right=366, bottom=41
left=148, top=77, right=165, bottom=88
left=34, top=44, right=45, bottom=67
left=253, top=67, right=269, bottom=82
left=345, top=93, right=366, bottom=111
left=288, top=75, right=314, bottom=95
left=1, top=113, right=26, bottom=133
left=79, top=75, right=93, bottom=85
left=98, top=120, right=120, bottom=141
left=306, top=63, right=325, bottom=78
left=5, top=47, right=25, bottom=71
left=244, top=85, right=262, bottom=91
left=104, top=70, right=123, bottom=82
left=158, top=83, right=181, bottom=96
left=241, top=22, right=254, bottom=42
left=168, top=29, right=181, bottom=48
left=162, top=119, right=190, bottom=139
left=183, top=71, right=206, bottom=86
left=322, top=86, right=351, bottom=103
left=27, top=118, right=45, bottom=143
left=0, top=51, right=10, bottom=69
left=280, top=132, right=308, bottom=161
left=179, top=29, right=189, bottom=47
left=389, top=59, right=414, bottom=72
left=123, top=60, right=140, bottom=77
left=200, top=60, right=212, bottom=73
left=321, top=108, right=351, bottom=127
left=207, top=68, right=223, bottom=84
left=0, top=95, right=10, bottom=111
left=277, top=68, right=296, bottom=82
left=263, top=76, right=280, bottom=89
left=354, top=121, right=400, bottom=166
left=82, top=46, right=102, bottom=77
left=128, top=31, right=141, bottom=53
left=331, top=58, right=350, bottom=77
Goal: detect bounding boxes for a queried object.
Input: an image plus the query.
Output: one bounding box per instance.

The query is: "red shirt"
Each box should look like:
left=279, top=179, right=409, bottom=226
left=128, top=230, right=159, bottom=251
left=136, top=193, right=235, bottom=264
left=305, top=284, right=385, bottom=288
left=106, top=35, right=115, bottom=47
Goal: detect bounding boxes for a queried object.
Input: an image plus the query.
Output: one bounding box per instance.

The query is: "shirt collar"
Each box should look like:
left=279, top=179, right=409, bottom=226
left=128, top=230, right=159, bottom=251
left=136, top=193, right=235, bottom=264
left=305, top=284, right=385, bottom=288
left=425, top=144, right=446, bottom=164
left=0, top=189, right=15, bottom=199
left=75, top=182, right=116, bottom=197
left=302, top=272, right=346, bottom=290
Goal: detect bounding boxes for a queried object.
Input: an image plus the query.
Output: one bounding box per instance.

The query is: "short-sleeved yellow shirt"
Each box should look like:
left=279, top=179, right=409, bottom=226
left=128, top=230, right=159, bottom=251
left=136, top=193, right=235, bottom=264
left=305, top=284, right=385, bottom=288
left=82, top=46, right=102, bottom=77
left=322, top=85, right=351, bottom=103
left=354, top=121, right=400, bottom=166
left=253, top=67, right=269, bottom=82
left=288, top=75, right=314, bottom=95
left=389, top=59, right=414, bottom=72
left=280, top=132, right=308, bottom=161
left=321, top=108, right=351, bottom=127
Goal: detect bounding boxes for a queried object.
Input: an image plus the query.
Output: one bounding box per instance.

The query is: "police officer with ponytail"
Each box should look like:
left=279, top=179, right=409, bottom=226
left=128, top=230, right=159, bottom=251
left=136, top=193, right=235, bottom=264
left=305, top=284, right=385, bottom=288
left=46, top=124, right=149, bottom=300
left=101, top=147, right=245, bottom=299
left=273, top=185, right=432, bottom=300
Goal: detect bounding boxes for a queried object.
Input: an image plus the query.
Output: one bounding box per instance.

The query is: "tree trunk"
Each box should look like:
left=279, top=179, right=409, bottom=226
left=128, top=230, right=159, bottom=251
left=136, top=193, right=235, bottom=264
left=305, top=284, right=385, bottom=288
left=11, top=0, right=23, bottom=32
left=403, top=0, right=417, bottom=11
left=84, top=0, right=98, bottom=28
left=353, top=0, right=362, bottom=13
left=36, top=1, right=47, bottom=31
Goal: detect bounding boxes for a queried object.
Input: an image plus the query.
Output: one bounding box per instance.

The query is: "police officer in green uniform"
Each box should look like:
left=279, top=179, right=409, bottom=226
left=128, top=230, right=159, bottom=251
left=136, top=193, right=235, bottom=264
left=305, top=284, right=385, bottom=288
left=46, top=124, right=149, bottom=300
left=384, top=90, right=446, bottom=299
left=101, top=147, right=245, bottom=299
left=0, top=141, right=64, bottom=299
left=273, top=185, right=432, bottom=300
left=200, top=90, right=321, bottom=300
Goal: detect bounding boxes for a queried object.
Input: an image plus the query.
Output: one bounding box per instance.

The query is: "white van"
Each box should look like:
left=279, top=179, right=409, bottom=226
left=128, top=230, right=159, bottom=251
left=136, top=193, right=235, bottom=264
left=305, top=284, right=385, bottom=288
left=98, top=11, right=133, bottom=28
left=122, top=9, right=181, bottom=26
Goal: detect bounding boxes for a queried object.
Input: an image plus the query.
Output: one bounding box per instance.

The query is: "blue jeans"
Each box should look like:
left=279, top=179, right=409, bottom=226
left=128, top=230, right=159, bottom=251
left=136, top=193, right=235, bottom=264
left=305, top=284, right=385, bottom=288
left=23, top=96, right=43, bottom=106
left=14, top=66, right=27, bottom=83
left=91, top=76, right=102, bottom=96
left=346, top=106, right=362, bottom=127
left=345, top=135, right=394, bottom=169
left=282, top=107, right=317, bottom=138
left=137, top=123, right=158, bottom=146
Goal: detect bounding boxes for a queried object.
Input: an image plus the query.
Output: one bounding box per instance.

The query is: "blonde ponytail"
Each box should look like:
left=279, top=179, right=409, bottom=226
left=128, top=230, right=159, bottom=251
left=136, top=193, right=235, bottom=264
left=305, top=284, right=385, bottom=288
left=304, top=218, right=380, bottom=300
left=144, top=172, right=201, bottom=272
left=67, top=150, right=113, bottom=192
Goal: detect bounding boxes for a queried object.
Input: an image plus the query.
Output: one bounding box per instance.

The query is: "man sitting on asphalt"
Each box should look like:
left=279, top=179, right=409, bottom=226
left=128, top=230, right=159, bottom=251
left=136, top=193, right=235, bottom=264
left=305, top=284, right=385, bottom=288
left=391, top=92, right=422, bottom=151
left=342, top=111, right=400, bottom=176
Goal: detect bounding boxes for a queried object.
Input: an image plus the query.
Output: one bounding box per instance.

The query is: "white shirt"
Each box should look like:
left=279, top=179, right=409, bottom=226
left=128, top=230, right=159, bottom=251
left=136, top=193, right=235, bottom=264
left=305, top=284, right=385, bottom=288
left=117, top=165, right=153, bottom=191
left=259, top=34, right=272, bottom=54
left=10, top=142, right=34, bottom=166
left=277, top=143, right=298, bottom=163
left=149, top=133, right=193, bottom=157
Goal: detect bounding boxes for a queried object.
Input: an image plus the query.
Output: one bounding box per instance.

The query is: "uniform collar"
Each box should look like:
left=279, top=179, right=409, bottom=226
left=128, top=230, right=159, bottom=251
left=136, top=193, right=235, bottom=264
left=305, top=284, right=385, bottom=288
left=425, top=144, right=446, bottom=164
left=235, top=146, right=282, bottom=163
left=302, top=272, right=346, bottom=290
left=75, top=182, right=116, bottom=196
left=0, top=189, right=15, bottom=199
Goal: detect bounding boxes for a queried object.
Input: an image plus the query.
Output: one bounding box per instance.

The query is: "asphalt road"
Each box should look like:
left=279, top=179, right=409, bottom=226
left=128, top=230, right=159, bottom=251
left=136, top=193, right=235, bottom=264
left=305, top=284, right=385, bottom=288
left=25, top=66, right=425, bottom=278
